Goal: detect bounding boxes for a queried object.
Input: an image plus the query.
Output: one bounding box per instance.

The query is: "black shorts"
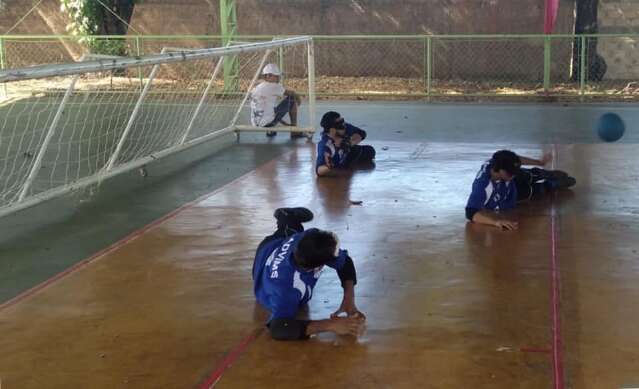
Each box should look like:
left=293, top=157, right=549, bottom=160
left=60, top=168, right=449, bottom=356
left=264, top=95, right=295, bottom=127
left=344, top=145, right=376, bottom=166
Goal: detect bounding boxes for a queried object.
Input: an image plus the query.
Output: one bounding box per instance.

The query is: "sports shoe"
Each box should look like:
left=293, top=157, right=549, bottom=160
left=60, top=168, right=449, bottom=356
left=548, top=176, right=576, bottom=190
left=266, top=131, right=277, bottom=137
left=274, top=207, right=314, bottom=224
left=550, top=170, right=570, bottom=179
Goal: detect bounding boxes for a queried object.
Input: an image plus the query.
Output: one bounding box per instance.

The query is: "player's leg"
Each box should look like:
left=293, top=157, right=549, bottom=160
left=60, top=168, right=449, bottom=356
left=530, top=167, right=577, bottom=191
left=276, top=94, right=303, bottom=138
left=344, top=145, right=376, bottom=168
left=514, top=169, right=535, bottom=201
left=273, top=207, right=313, bottom=237
left=263, top=97, right=294, bottom=137
left=253, top=207, right=314, bottom=278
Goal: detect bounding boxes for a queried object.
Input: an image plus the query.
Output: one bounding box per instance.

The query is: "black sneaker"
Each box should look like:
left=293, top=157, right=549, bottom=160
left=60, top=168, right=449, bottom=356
left=274, top=207, right=314, bottom=224
left=550, top=170, right=570, bottom=179
left=266, top=131, right=277, bottom=137
left=290, top=131, right=306, bottom=139
left=549, top=176, right=576, bottom=190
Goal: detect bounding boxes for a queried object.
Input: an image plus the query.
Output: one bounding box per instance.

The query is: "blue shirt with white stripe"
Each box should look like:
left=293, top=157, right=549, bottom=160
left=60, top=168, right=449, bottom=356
left=253, top=228, right=349, bottom=321
left=466, top=162, right=517, bottom=213
left=316, top=134, right=348, bottom=172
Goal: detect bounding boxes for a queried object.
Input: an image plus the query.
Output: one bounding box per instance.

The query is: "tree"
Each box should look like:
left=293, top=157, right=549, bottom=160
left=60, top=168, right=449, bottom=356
left=572, top=0, right=607, bottom=81
left=61, top=0, right=138, bottom=56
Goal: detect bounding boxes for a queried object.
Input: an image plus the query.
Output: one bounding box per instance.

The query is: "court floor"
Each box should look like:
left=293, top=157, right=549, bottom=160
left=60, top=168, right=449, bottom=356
left=0, top=102, right=638, bottom=388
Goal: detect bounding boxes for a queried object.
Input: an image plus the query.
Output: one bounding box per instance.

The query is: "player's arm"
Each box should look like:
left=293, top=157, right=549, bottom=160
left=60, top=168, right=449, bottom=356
left=467, top=209, right=518, bottom=230
left=466, top=176, right=518, bottom=230
left=316, top=151, right=341, bottom=177
left=327, top=252, right=365, bottom=318
left=316, top=140, right=350, bottom=177
left=345, top=123, right=367, bottom=145
left=269, top=315, right=365, bottom=340
left=269, top=291, right=364, bottom=340
left=518, top=153, right=551, bottom=166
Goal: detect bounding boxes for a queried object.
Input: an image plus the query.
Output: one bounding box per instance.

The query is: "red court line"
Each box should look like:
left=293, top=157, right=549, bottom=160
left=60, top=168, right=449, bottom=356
left=550, top=145, right=565, bottom=389
left=0, top=152, right=291, bottom=313
left=198, top=328, right=264, bottom=389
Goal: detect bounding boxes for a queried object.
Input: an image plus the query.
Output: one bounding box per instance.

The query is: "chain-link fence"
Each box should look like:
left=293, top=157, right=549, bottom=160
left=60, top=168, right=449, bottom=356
left=2, top=34, right=639, bottom=101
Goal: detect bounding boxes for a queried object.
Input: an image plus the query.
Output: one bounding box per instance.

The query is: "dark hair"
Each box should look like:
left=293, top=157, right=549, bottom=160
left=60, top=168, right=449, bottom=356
left=320, top=111, right=344, bottom=131
left=490, top=150, right=521, bottom=175
left=294, top=229, right=338, bottom=269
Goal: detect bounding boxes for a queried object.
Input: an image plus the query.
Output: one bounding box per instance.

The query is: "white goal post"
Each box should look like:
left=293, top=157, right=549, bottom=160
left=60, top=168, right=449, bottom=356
left=0, top=36, right=316, bottom=219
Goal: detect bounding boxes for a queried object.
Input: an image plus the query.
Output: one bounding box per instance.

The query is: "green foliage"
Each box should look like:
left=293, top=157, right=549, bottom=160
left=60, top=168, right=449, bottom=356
left=60, top=0, right=136, bottom=56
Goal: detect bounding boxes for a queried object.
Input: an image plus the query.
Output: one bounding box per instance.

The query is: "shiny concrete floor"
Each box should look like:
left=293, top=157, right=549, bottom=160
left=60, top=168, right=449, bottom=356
left=1, top=135, right=638, bottom=388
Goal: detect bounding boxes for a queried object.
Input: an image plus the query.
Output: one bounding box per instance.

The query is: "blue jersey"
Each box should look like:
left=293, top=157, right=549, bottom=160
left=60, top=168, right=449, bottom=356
left=253, top=228, right=349, bottom=321
left=316, top=134, right=348, bottom=172
left=466, top=162, right=517, bottom=212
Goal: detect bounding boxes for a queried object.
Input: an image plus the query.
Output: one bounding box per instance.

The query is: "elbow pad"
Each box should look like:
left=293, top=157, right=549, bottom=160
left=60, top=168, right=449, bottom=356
left=337, top=256, right=357, bottom=286
left=268, top=319, right=310, bottom=341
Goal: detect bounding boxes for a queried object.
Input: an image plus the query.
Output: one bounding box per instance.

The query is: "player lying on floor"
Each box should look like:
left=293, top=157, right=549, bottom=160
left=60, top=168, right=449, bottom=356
left=252, top=207, right=366, bottom=340
left=316, top=111, right=376, bottom=177
left=465, top=150, right=576, bottom=230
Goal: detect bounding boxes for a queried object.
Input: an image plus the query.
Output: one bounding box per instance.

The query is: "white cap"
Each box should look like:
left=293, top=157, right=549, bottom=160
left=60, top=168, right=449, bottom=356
left=262, top=63, right=281, bottom=76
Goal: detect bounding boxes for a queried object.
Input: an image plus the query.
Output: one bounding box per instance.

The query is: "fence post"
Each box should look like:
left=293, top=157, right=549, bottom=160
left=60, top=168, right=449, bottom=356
left=543, top=35, right=551, bottom=93
left=580, top=35, right=586, bottom=98
left=135, top=36, right=143, bottom=90
left=307, top=39, right=316, bottom=130
left=426, top=36, right=432, bottom=100
left=0, top=37, right=7, bottom=98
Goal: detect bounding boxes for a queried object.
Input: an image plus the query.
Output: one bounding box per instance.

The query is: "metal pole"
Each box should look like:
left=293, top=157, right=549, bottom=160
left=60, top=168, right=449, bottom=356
left=180, top=58, right=224, bottom=144
left=105, top=58, right=163, bottom=171
left=0, top=36, right=312, bottom=83
left=307, top=40, right=316, bottom=130
left=18, top=75, right=80, bottom=201
left=229, top=49, right=272, bottom=127
left=427, top=36, right=432, bottom=99
left=0, top=37, right=7, bottom=98
left=136, top=36, right=144, bottom=90
left=544, top=36, right=551, bottom=92
left=278, top=46, right=285, bottom=83
left=580, top=35, right=586, bottom=97
left=220, top=0, right=239, bottom=91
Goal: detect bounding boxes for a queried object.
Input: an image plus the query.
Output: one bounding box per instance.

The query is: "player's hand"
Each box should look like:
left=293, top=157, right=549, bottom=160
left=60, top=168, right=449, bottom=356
left=331, top=298, right=366, bottom=320
left=350, top=133, right=363, bottom=145
left=540, top=152, right=552, bottom=166
left=324, top=153, right=333, bottom=169
left=329, top=315, right=366, bottom=337
left=495, top=220, right=518, bottom=230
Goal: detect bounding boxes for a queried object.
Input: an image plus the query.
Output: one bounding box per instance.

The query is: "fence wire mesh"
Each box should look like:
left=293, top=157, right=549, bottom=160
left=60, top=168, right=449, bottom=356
left=2, top=34, right=639, bottom=102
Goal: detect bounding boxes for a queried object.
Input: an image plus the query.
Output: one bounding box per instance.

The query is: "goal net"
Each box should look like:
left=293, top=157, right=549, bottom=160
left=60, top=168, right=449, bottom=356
left=0, top=36, right=315, bottom=218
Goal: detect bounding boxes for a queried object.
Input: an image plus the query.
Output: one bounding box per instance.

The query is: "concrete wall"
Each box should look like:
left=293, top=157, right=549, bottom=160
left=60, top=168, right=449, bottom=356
left=598, top=0, right=639, bottom=80
left=130, top=0, right=575, bottom=35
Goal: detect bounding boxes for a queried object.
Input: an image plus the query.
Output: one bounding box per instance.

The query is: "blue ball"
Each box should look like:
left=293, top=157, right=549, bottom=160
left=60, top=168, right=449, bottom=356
left=597, top=113, right=625, bottom=142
